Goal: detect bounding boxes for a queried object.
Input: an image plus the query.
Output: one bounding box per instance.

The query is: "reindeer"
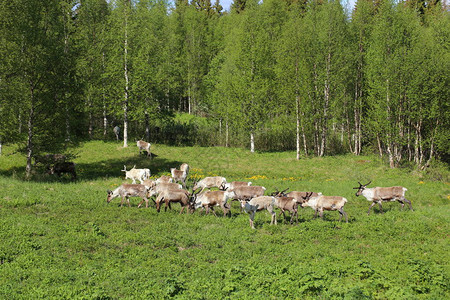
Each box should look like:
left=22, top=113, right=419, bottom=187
left=180, top=163, right=190, bottom=177
left=155, top=189, right=191, bottom=213
left=221, top=181, right=252, bottom=191
left=274, top=196, right=300, bottom=225
left=170, top=168, right=187, bottom=188
left=155, top=175, right=173, bottom=184
left=191, top=190, right=235, bottom=217
left=353, top=181, right=413, bottom=215
left=240, top=196, right=277, bottom=229
left=121, top=165, right=150, bottom=184
left=48, top=161, right=76, bottom=180
left=302, top=192, right=348, bottom=222
left=192, top=176, right=227, bottom=194
left=107, top=184, right=150, bottom=208
left=137, top=140, right=151, bottom=158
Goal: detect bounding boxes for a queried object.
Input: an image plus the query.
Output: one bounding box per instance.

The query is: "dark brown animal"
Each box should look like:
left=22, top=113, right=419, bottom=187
left=48, top=162, right=76, bottom=180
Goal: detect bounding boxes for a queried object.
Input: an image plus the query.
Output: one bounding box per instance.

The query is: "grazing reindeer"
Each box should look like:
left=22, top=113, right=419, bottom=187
left=353, top=181, right=413, bottom=215
left=107, top=184, right=150, bottom=208
left=302, top=192, right=348, bottom=222
left=137, top=140, right=151, bottom=158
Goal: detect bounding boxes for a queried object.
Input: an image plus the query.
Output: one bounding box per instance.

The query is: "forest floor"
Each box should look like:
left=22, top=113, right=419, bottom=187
left=0, top=141, right=449, bottom=298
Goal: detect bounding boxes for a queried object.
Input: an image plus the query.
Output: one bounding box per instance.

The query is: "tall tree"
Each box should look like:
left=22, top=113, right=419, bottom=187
left=77, top=0, right=110, bottom=139
left=1, top=0, right=79, bottom=177
left=366, top=0, right=422, bottom=167
left=276, top=4, right=310, bottom=159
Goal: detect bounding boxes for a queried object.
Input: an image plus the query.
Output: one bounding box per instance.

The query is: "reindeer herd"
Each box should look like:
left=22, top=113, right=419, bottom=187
left=106, top=161, right=414, bottom=229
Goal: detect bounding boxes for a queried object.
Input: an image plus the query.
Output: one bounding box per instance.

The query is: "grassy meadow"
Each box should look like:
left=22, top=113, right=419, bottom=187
left=0, top=141, right=449, bottom=299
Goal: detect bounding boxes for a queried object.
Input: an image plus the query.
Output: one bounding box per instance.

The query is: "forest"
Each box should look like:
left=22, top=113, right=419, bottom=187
left=0, top=0, right=448, bottom=177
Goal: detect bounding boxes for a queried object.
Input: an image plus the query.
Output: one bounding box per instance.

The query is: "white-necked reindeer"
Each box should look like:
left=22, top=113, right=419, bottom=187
left=354, top=181, right=413, bottom=215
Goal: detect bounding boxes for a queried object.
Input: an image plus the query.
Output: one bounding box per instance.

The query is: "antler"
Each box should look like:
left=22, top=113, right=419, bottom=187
left=280, top=188, right=289, bottom=195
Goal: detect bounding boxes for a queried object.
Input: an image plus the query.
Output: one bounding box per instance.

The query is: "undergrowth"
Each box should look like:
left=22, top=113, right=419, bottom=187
left=0, top=142, right=448, bottom=298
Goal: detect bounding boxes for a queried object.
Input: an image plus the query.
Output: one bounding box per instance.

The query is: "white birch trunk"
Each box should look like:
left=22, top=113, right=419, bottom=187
left=26, top=86, right=35, bottom=179
left=250, top=132, right=255, bottom=153
left=225, top=120, right=229, bottom=148
left=296, top=96, right=300, bottom=160
left=123, top=3, right=129, bottom=148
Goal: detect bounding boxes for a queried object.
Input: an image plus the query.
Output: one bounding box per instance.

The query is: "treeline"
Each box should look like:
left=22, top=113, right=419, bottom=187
left=0, top=0, right=448, bottom=177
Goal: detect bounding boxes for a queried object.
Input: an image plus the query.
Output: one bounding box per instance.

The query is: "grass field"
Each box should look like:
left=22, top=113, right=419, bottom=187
left=0, top=141, right=449, bottom=299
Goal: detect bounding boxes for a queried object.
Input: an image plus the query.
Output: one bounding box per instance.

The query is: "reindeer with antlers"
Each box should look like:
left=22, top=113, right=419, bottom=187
left=353, top=181, right=413, bottom=215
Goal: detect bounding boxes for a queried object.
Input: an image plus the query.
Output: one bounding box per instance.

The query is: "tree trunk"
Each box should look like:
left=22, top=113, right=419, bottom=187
left=250, top=131, right=255, bottom=153
left=387, top=143, right=395, bottom=169
left=145, top=108, right=150, bottom=141
left=88, top=95, right=93, bottom=139
left=103, top=104, right=108, bottom=139
left=296, top=95, right=300, bottom=160
left=25, top=86, right=35, bottom=179
left=320, top=53, right=331, bottom=157
left=225, top=120, right=229, bottom=148
left=376, top=133, right=383, bottom=157
left=123, top=2, right=129, bottom=148
left=102, top=51, right=108, bottom=138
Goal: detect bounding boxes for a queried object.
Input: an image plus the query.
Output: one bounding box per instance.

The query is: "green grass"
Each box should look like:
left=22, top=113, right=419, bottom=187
left=0, top=141, right=449, bottom=298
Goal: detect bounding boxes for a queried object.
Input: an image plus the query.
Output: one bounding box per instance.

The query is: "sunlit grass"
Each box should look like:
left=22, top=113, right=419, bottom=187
left=0, top=141, right=449, bottom=298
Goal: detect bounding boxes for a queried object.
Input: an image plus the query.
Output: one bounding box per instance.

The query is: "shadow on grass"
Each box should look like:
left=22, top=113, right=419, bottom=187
left=0, top=154, right=183, bottom=183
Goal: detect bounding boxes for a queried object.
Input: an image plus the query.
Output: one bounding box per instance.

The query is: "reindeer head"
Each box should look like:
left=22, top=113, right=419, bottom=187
left=219, top=182, right=227, bottom=190
left=353, top=181, right=371, bottom=196
left=106, top=190, right=114, bottom=203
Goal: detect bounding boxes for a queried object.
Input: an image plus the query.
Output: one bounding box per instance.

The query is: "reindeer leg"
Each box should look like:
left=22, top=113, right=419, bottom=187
left=367, top=202, right=377, bottom=215
left=127, top=197, right=131, bottom=208
left=319, top=208, right=324, bottom=220
left=250, top=211, right=255, bottom=229
left=403, top=198, right=413, bottom=211
left=378, top=202, right=384, bottom=214
left=338, top=208, right=344, bottom=222
left=165, top=200, right=171, bottom=212
left=269, top=205, right=277, bottom=225
left=210, top=207, right=218, bottom=217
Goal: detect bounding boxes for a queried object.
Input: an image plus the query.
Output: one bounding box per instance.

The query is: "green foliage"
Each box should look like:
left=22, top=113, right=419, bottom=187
left=0, top=141, right=449, bottom=298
